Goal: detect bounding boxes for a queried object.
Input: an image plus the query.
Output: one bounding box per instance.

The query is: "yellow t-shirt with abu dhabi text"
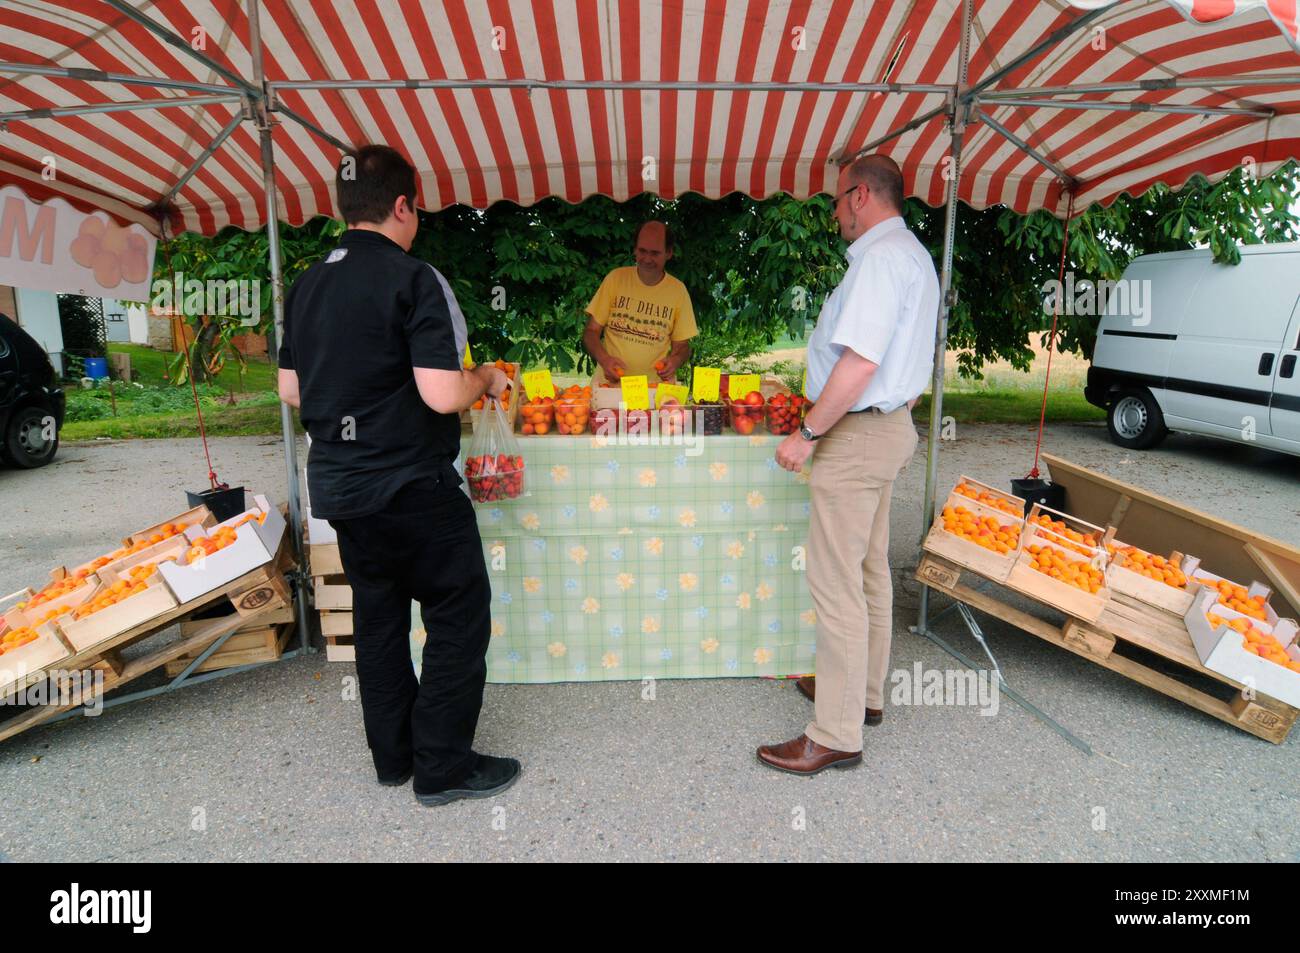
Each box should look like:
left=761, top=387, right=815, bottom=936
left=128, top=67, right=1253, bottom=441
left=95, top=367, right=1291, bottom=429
left=586, top=266, right=698, bottom=381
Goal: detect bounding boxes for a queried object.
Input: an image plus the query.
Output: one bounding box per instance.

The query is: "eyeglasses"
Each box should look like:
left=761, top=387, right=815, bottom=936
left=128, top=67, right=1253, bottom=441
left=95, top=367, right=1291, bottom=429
left=834, top=183, right=866, bottom=206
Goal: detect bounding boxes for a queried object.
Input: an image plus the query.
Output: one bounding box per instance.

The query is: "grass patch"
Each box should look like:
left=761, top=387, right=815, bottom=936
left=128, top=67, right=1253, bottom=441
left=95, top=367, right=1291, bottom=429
left=912, top=388, right=1104, bottom=425
left=108, top=342, right=278, bottom=393
left=64, top=398, right=301, bottom=441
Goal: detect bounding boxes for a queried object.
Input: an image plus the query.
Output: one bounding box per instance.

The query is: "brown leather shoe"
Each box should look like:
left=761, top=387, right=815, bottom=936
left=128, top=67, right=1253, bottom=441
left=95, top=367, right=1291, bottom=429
left=756, top=734, right=862, bottom=776
left=795, top=676, right=883, bottom=726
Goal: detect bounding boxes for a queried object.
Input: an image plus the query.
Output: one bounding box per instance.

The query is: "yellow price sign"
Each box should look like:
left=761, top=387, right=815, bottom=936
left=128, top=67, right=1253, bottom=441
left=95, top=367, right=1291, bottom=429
left=463, top=344, right=473, bottom=369
left=621, top=374, right=651, bottom=410
left=522, top=369, right=556, bottom=400
left=657, top=383, right=689, bottom=407
left=801, top=367, right=808, bottom=398
left=728, top=373, right=762, bottom=400
left=692, top=366, right=721, bottom=401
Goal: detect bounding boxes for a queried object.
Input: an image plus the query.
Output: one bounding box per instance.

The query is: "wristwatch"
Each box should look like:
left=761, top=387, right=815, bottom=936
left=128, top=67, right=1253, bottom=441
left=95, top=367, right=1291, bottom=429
left=798, top=423, right=820, bottom=442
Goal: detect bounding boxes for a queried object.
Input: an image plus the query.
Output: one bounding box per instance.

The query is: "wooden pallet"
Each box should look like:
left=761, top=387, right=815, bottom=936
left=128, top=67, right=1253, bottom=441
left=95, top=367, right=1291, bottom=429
left=0, top=528, right=295, bottom=744
left=163, top=620, right=295, bottom=676
left=917, top=552, right=1299, bottom=744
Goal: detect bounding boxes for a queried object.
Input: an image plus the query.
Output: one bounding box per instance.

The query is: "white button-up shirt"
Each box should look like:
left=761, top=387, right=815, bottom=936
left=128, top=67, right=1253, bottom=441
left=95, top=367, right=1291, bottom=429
left=805, top=216, right=940, bottom=413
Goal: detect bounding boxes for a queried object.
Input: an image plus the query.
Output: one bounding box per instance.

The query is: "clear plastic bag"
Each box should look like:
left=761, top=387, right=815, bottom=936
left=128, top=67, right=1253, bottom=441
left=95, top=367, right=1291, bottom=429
left=465, top=396, right=528, bottom=503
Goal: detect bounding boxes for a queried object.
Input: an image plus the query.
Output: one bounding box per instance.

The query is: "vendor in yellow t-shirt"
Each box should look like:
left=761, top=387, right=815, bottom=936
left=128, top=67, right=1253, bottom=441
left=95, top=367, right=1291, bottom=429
left=583, top=220, right=698, bottom=384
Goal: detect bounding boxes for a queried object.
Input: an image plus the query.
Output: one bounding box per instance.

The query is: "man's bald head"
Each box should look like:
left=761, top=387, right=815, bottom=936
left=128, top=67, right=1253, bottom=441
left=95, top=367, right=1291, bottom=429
left=843, top=154, right=905, bottom=213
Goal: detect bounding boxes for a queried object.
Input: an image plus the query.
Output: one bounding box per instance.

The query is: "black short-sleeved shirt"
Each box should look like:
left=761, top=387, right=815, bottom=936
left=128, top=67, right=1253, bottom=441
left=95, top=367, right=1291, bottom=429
left=280, top=229, right=467, bottom=520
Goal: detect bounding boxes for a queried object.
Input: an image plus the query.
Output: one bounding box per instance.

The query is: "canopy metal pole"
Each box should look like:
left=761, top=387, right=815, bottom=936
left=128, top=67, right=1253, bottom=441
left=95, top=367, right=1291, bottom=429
left=988, top=98, right=1274, bottom=118
left=100, top=0, right=259, bottom=96
left=269, top=78, right=955, bottom=94
left=976, top=111, right=1078, bottom=187
left=981, top=74, right=1300, bottom=97
left=0, top=93, right=244, bottom=123
left=249, top=0, right=312, bottom=655
left=0, top=61, right=238, bottom=95
left=917, top=0, right=974, bottom=637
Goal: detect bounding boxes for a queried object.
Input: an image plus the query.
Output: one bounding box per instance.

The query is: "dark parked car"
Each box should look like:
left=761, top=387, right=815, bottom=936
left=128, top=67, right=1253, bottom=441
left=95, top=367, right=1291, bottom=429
left=0, top=311, right=65, bottom=468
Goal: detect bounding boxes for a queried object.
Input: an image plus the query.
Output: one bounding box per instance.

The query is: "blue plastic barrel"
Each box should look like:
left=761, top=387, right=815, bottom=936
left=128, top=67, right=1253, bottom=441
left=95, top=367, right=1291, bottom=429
left=84, top=357, right=108, bottom=379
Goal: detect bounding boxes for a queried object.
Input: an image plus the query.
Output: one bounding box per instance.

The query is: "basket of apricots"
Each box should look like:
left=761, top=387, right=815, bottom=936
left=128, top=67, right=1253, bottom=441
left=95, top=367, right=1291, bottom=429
left=553, top=385, right=593, bottom=435
left=470, top=360, right=518, bottom=413
left=519, top=395, right=555, bottom=435
left=1191, top=572, right=1280, bottom=630
left=0, top=619, right=71, bottom=685
left=1006, top=503, right=1111, bottom=621
left=182, top=511, right=266, bottom=565
left=925, top=477, right=1026, bottom=582
left=1185, top=587, right=1300, bottom=703
left=469, top=360, right=520, bottom=430
left=57, top=559, right=181, bottom=650
left=1104, top=541, right=1197, bottom=613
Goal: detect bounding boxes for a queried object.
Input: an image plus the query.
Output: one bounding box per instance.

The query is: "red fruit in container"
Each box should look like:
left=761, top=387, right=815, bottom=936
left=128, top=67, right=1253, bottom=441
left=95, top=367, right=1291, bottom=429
left=593, top=408, right=618, bottom=436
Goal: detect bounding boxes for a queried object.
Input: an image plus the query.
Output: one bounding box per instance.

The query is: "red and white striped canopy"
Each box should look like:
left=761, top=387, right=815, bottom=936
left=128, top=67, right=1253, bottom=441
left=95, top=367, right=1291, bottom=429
left=2, top=0, right=1298, bottom=235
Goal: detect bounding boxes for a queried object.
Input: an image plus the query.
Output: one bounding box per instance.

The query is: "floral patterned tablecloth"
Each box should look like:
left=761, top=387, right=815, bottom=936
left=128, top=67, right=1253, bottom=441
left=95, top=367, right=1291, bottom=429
left=412, top=432, right=817, bottom=682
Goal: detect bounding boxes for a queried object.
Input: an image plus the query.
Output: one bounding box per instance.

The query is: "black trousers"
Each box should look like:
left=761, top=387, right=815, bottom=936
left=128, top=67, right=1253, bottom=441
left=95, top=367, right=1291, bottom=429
left=329, top=475, right=491, bottom=793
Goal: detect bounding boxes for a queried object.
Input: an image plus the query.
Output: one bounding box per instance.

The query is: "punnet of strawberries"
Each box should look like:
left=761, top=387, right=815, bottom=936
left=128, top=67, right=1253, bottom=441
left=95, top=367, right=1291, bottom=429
left=765, top=392, right=808, bottom=435
left=465, top=452, right=526, bottom=503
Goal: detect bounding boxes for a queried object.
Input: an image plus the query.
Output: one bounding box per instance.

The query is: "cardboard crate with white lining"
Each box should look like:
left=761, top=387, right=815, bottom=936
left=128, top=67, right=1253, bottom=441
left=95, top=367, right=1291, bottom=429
left=1185, top=588, right=1300, bottom=707
left=158, top=495, right=287, bottom=604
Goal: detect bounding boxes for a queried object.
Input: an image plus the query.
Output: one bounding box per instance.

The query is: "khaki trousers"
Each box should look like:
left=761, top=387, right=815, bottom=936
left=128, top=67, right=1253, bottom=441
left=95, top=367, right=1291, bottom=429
left=804, top=407, right=919, bottom=753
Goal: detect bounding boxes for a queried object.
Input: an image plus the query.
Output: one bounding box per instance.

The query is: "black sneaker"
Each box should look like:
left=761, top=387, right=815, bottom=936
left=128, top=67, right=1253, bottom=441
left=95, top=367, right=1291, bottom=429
left=378, top=769, right=412, bottom=787
left=415, top=755, right=522, bottom=807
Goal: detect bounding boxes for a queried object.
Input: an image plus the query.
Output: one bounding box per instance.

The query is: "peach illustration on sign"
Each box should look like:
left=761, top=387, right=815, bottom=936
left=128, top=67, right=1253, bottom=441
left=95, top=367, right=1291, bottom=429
left=68, top=215, right=150, bottom=288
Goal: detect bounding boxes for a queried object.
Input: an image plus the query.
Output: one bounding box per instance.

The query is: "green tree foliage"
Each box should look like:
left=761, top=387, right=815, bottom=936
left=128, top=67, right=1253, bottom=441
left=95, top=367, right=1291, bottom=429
left=154, top=160, right=1297, bottom=383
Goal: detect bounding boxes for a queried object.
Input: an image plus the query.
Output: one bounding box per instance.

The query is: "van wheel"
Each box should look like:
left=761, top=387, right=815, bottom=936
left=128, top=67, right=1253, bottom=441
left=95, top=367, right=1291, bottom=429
left=4, top=405, right=59, bottom=469
left=1107, top=388, right=1166, bottom=450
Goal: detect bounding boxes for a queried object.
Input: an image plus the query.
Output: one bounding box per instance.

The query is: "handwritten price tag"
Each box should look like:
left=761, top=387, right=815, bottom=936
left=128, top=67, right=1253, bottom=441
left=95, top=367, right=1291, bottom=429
left=692, top=366, right=720, bottom=402
left=522, top=369, right=556, bottom=400
left=621, top=375, right=650, bottom=410
left=657, top=383, right=689, bottom=407
left=728, top=373, right=761, bottom=400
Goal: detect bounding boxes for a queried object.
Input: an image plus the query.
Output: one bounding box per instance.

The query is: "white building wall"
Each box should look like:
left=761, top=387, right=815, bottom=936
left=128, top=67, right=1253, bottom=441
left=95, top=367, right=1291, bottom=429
left=14, top=287, right=63, bottom=375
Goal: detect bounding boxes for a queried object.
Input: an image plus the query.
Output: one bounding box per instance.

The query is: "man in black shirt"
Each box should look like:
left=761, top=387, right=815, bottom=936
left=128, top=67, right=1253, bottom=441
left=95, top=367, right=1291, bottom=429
left=278, top=145, right=519, bottom=806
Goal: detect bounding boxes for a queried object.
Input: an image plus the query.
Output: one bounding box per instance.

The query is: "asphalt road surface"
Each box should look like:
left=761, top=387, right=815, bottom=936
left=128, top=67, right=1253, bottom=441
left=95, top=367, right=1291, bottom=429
left=1, top=421, right=1296, bottom=861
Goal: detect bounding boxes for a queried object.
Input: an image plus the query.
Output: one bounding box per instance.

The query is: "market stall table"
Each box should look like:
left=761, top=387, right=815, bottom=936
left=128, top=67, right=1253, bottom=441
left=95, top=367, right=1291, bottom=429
left=411, top=431, right=817, bottom=682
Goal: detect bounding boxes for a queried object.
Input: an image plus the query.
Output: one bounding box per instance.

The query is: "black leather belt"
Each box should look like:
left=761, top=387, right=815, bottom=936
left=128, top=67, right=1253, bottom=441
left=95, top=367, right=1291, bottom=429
left=847, top=406, right=886, bottom=415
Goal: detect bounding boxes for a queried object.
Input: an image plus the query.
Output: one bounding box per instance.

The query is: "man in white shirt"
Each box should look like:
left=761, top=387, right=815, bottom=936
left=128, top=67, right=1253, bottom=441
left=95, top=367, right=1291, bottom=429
left=758, top=154, right=939, bottom=775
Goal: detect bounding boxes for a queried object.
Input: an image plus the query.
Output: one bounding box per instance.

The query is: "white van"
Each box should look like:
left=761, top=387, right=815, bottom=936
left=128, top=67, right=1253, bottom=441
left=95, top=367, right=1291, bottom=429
left=1085, top=242, right=1300, bottom=457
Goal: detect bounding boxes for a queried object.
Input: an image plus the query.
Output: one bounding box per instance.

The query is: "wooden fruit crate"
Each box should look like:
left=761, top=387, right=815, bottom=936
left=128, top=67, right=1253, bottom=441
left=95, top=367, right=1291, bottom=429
left=1005, top=503, right=1112, bottom=623
left=0, top=522, right=296, bottom=743
left=917, top=552, right=1300, bottom=743
left=57, top=572, right=179, bottom=654
left=163, top=620, right=295, bottom=676
left=308, top=543, right=344, bottom=577
left=319, top=605, right=355, bottom=662
left=325, top=634, right=355, bottom=662
left=1104, top=538, right=1200, bottom=615
left=314, top=574, right=352, bottom=611
left=922, top=476, right=1027, bottom=583
left=0, top=621, right=73, bottom=696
